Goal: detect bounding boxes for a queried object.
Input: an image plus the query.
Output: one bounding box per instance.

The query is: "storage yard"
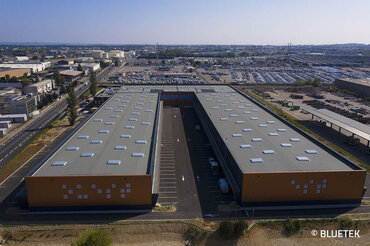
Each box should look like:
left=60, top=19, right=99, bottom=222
left=25, top=85, right=366, bottom=210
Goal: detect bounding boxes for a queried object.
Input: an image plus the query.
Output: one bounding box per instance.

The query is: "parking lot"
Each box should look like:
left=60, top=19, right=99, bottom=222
left=157, top=107, right=202, bottom=217
left=157, top=106, right=236, bottom=217
left=180, top=107, right=235, bottom=216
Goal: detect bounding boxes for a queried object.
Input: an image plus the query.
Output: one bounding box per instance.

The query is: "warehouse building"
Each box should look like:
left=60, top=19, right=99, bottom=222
left=334, top=78, right=370, bottom=98
left=0, top=67, right=31, bottom=79
left=0, top=62, right=51, bottom=73
left=194, top=90, right=365, bottom=205
left=26, top=91, right=161, bottom=207
left=24, top=80, right=55, bottom=95
left=26, top=85, right=366, bottom=208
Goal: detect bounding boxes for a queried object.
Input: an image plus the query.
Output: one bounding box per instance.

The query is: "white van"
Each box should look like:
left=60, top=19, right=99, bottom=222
left=218, top=178, right=229, bottom=193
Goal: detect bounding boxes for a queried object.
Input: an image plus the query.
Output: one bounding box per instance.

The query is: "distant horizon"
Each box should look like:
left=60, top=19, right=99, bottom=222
left=1, top=0, right=369, bottom=45
left=0, top=41, right=369, bottom=47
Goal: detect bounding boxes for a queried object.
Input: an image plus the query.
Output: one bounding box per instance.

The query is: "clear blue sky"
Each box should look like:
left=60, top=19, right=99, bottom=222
left=1, top=0, right=369, bottom=45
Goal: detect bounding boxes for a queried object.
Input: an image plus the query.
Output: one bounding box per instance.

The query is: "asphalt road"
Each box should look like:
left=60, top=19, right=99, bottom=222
left=156, top=107, right=202, bottom=218
left=0, top=83, right=90, bottom=168
left=0, top=64, right=117, bottom=168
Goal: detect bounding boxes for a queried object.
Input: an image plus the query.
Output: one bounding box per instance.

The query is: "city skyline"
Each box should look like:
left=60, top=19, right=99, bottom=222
left=1, top=0, right=369, bottom=45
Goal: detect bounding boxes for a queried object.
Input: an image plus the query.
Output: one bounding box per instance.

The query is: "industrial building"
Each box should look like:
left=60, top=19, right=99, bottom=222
left=72, top=63, right=100, bottom=72
left=334, top=78, right=370, bottom=98
left=0, top=93, right=37, bottom=116
left=0, top=62, right=51, bottom=73
left=26, top=85, right=366, bottom=208
left=107, top=50, right=125, bottom=59
left=24, top=79, right=55, bottom=94
left=0, top=67, right=31, bottom=79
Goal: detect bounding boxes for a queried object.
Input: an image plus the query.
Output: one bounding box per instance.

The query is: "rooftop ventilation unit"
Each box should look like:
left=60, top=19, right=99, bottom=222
left=243, top=128, right=253, bottom=132
left=262, top=150, right=275, bottom=154
left=66, top=146, right=79, bottom=151
left=120, top=134, right=131, bottom=138
left=81, top=152, right=94, bottom=157
left=240, top=144, right=251, bottom=148
left=107, top=160, right=121, bottom=165
left=251, top=138, right=262, bottom=142
left=132, top=153, right=144, bottom=157
left=250, top=158, right=263, bottom=163
left=281, top=143, right=292, bottom=147
left=114, top=145, right=127, bottom=150
left=77, top=135, right=89, bottom=139
left=277, top=129, right=287, bottom=132
left=296, top=156, right=310, bottom=161
left=93, top=119, right=103, bottom=122
left=305, top=150, right=318, bottom=154
left=90, top=140, right=103, bottom=144
left=52, top=161, right=67, bottom=166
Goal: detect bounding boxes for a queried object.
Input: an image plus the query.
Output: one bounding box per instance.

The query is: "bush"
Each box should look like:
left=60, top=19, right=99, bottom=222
left=294, top=220, right=302, bottom=231
left=2, top=230, right=15, bottom=241
left=340, top=219, right=354, bottom=230
left=186, top=226, right=208, bottom=245
left=234, top=221, right=248, bottom=237
left=284, top=219, right=302, bottom=236
left=71, top=230, right=113, bottom=246
left=219, top=221, right=234, bottom=239
left=284, top=220, right=295, bottom=236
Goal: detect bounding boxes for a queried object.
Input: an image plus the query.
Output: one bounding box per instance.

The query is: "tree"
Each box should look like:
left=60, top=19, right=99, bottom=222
left=89, top=71, right=97, bottom=96
left=77, top=64, right=83, bottom=71
left=233, top=221, right=248, bottom=237
left=219, top=221, right=234, bottom=239
left=21, top=79, right=30, bottom=87
left=239, top=52, right=249, bottom=57
left=5, top=74, right=10, bottom=81
left=67, top=87, right=77, bottom=125
left=161, top=59, right=166, bottom=65
left=114, top=60, right=119, bottom=67
left=312, top=78, right=322, bottom=87
left=71, top=230, right=113, bottom=246
left=53, top=69, right=64, bottom=86
left=10, top=76, right=19, bottom=82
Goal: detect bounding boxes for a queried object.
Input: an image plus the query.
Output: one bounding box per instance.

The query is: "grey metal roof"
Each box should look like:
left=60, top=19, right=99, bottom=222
left=305, top=108, right=370, bottom=141
left=196, top=92, right=354, bottom=173
left=33, top=92, right=159, bottom=176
